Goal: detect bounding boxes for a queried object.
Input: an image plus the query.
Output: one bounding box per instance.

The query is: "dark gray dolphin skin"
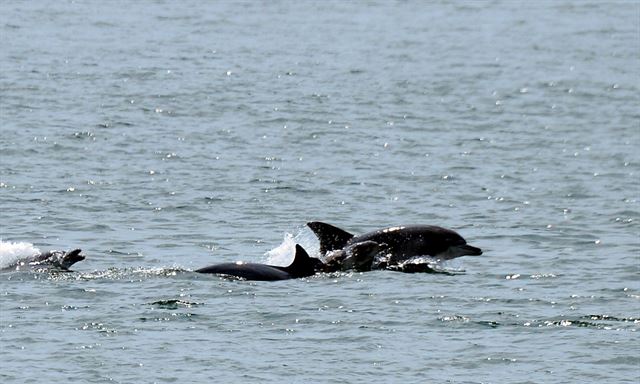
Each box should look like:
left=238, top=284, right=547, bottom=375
left=195, top=244, right=324, bottom=281
left=322, top=241, right=386, bottom=272
left=5, top=249, right=85, bottom=271
left=307, top=222, right=482, bottom=269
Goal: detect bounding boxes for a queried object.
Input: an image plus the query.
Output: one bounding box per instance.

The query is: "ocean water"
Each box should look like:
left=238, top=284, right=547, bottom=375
left=1, top=1, right=638, bottom=383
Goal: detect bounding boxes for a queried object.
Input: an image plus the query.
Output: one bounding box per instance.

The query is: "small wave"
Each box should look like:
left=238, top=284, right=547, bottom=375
left=0, top=240, right=40, bottom=269
left=148, top=299, right=203, bottom=309
left=524, top=315, right=639, bottom=330
left=49, top=266, right=189, bottom=281
left=581, top=314, right=638, bottom=322
left=383, top=256, right=465, bottom=275
left=438, top=314, right=639, bottom=331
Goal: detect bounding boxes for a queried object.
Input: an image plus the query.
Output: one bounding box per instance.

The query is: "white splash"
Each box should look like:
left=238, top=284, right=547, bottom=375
left=0, top=240, right=41, bottom=269
left=264, top=227, right=320, bottom=266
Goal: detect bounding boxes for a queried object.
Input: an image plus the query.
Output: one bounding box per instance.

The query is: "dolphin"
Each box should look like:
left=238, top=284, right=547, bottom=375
left=307, top=222, right=482, bottom=270
left=4, top=249, right=85, bottom=271
left=195, top=244, right=324, bottom=281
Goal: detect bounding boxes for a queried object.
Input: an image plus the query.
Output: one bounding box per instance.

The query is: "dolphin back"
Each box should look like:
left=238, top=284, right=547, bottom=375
left=195, top=244, right=323, bottom=281
left=195, top=263, right=292, bottom=281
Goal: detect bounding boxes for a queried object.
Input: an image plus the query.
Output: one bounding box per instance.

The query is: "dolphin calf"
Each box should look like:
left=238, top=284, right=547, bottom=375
left=322, top=241, right=386, bottom=272
left=307, top=222, right=482, bottom=270
left=195, top=244, right=324, bottom=281
left=4, top=249, right=85, bottom=271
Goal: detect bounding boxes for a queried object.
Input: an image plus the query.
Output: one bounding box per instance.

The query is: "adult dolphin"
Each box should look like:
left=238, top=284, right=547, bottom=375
left=195, top=244, right=324, bottom=281
left=307, top=222, right=482, bottom=269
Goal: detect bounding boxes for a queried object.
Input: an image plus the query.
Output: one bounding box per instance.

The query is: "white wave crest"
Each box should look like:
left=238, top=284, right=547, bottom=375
left=0, top=240, right=41, bottom=269
left=264, top=227, right=320, bottom=266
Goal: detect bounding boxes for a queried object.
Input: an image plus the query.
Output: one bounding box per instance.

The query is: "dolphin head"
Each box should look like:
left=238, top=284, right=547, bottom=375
left=48, top=249, right=85, bottom=270
left=435, top=243, right=482, bottom=260
left=406, top=226, right=482, bottom=260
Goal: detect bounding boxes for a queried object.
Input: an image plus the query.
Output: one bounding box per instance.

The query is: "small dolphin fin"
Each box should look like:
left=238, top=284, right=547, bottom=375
left=283, top=244, right=320, bottom=278
left=307, top=222, right=354, bottom=254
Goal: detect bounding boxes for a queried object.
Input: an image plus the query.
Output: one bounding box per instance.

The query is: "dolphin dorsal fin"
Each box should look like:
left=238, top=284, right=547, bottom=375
left=307, top=222, right=354, bottom=254
left=283, top=244, right=316, bottom=278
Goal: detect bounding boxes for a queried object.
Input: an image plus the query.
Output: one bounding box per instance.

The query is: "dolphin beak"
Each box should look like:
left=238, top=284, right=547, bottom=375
left=66, top=249, right=86, bottom=263
left=459, top=244, right=482, bottom=256
left=437, top=244, right=483, bottom=260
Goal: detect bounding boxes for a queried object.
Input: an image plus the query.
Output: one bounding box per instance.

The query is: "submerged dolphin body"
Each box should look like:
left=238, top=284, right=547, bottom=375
left=195, top=244, right=324, bottom=281
left=307, top=222, right=482, bottom=271
left=4, top=249, right=85, bottom=271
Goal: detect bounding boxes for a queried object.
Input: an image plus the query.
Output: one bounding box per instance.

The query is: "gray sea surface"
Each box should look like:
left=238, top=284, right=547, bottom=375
left=1, top=1, right=639, bottom=383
